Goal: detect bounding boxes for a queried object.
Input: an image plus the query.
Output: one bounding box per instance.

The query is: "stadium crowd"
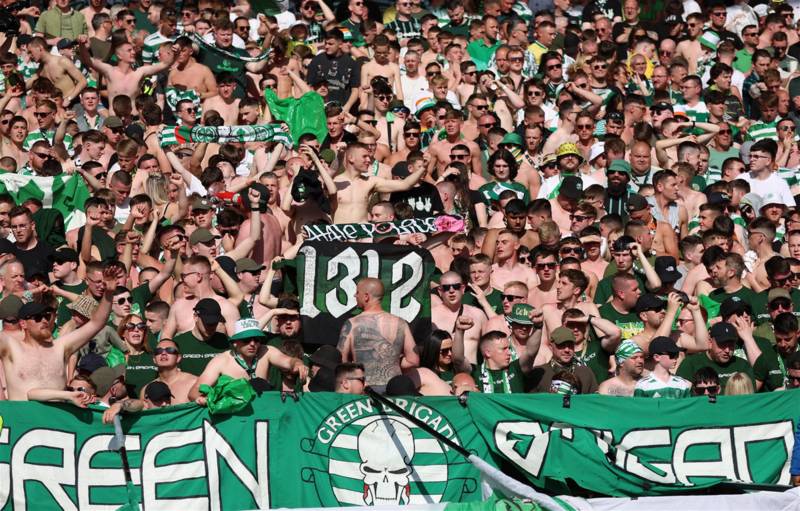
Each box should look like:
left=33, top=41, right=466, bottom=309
left=1, top=0, right=800, bottom=476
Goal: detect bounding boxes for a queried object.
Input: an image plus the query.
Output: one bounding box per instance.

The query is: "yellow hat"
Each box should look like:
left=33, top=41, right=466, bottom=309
left=556, top=142, right=583, bottom=161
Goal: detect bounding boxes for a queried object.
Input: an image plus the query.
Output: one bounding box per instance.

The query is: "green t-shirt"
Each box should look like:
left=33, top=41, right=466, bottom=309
left=198, top=45, right=251, bottom=99
left=461, top=288, right=503, bottom=314
left=125, top=351, right=158, bottom=396
left=173, top=331, right=230, bottom=376
left=595, top=270, right=647, bottom=305
left=479, top=180, right=530, bottom=205
left=598, top=302, right=644, bottom=340
left=574, top=332, right=613, bottom=384
left=471, top=360, right=532, bottom=394
left=55, top=281, right=88, bottom=327
left=750, top=288, right=800, bottom=324
left=708, top=286, right=758, bottom=310
left=676, top=352, right=755, bottom=388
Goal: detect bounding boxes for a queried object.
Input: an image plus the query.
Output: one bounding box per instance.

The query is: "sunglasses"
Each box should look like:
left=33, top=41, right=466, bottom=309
left=536, top=262, right=558, bottom=269
left=695, top=384, right=719, bottom=395
left=67, top=385, right=92, bottom=393
left=560, top=246, right=582, bottom=254
left=547, top=63, right=562, bottom=70
left=718, top=129, right=732, bottom=135
left=464, top=70, right=477, bottom=75
left=607, top=170, right=628, bottom=177
left=501, top=294, right=525, bottom=301
left=404, top=132, right=420, bottom=137
left=346, top=376, right=366, bottom=383
left=527, top=90, right=543, bottom=96
left=440, top=347, right=453, bottom=355
left=27, top=311, right=53, bottom=322
left=116, top=296, right=132, bottom=305
left=473, top=104, right=489, bottom=110
left=33, top=152, right=50, bottom=159
left=183, top=107, right=196, bottom=113
left=480, top=122, right=497, bottom=128
left=450, top=153, right=469, bottom=160
left=375, top=94, right=392, bottom=101
left=427, top=71, right=441, bottom=77
left=440, top=283, right=462, bottom=291
left=155, top=347, right=179, bottom=355
left=576, top=124, right=593, bottom=130
left=34, top=111, right=52, bottom=118
left=0, top=119, right=9, bottom=125
left=769, top=300, right=792, bottom=311
left=509, top=57, right=523, bottom=63
left=199, top=239, right=217, bottom=247
left=126, top=322, right=146, bottom=330
left=779, top=125, right=796, bottom=131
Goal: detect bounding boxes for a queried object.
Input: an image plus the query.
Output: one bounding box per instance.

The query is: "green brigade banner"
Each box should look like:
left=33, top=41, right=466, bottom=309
left=302, top=215, right=465, bottom=242
left=295, top=241, right=435, bottom=345
left=0, top=392, right=797, bottom=509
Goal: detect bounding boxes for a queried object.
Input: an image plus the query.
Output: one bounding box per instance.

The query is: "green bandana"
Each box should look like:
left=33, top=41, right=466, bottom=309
left=615, top=339, right=643, bottom=364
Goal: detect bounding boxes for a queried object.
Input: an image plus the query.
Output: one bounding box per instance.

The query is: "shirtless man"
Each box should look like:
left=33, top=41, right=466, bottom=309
left=529, top=250, right=559, bottom=309
left=161, top=255, right=241, bottom=337
left=27, top=37, right=87, bottom=106
left=747, top=218, right=780, bottom=292
left=360, top=36, right=402, bottom=104
left=337, top=278, right=420, bottom=390
left=331, top=143, right=424, bottom=223
left=145, top=338, right=196, bottom=404
left=431, top=271, right=486, bottom=364
left=597, top=340, right=644, bottom=396
left=203, top=72, right=240, bottom=125
left=673, top=12, right=704, bottom=74
left=77, top=35, right=176, bottom=115
left=488, top=230, right=538, bottom=303
left=189, top=318, right=308, bottom=404
left=542, top=269, right=601, bottom=335
left=168, top=36, right=218, bottom=100
left=481, top=281, right=528, bottom=335
left=426, top=110, right=481, bottom=178
left=0, top=266, right=119, bottom=401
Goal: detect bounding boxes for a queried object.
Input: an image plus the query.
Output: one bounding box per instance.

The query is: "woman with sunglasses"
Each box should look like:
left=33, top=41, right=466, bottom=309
left=417, top=329, right=457, bottom=384
left=119, top=313, right=157, bottom=396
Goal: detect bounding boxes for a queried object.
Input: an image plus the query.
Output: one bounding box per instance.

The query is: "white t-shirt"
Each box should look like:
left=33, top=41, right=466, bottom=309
left=401, top=74, right=430, bottom=113
left=741, top=171, right=796, bottom=207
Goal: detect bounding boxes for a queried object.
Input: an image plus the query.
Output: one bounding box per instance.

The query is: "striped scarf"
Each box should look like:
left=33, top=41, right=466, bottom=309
left=159, top=124, right=293, bottom=147
left=165, top=87, right=202, bottom=120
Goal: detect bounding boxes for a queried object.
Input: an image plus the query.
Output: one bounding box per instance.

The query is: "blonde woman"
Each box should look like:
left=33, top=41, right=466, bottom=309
left=723, top=372, right=754, bottom=396
left=145, top=173, right=186, bottom=223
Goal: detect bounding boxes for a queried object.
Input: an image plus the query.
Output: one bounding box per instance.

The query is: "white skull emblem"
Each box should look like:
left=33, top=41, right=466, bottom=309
left=357, top=418, right=415, bottom=506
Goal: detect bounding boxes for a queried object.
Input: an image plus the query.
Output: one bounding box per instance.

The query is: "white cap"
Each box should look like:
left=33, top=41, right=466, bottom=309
left=588, top=142, right=605, bottom=162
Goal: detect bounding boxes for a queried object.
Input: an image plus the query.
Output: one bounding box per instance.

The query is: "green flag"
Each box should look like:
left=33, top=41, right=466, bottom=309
left=264, top=89, right=328, bottom=144
left=0, top=172, right=90, bottom=219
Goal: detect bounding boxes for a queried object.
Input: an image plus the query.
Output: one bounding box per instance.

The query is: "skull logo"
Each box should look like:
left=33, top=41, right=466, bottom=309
left=357, top=418, right=415, bottom=505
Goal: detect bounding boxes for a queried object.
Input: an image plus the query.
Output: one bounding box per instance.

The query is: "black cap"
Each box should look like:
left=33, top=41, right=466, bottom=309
left=559, top=175, right=583, bottom=200
left=635, top=293, right=666, bottom=314
left=385, top=375, right=421, bottom=396
left=310, top=345, right=342, bottom=370
left=654, top=256, right=681, bottom=283
left=18, top=302, right=51, bottom=320
left=77, top=352, right=107, bottom=373
left=650, top=102, right=674, bottom=113
left=193, top=298, right=224, bottom=324
left=215, top=256, right=239, bottom=282
left=52, top=248, right=79, bottom=264
left=719, top=296, right=751, bottom=319
left=125, top=124, right=145, bottom=146
left=612, top=235, right=636, bottom=252
left=391, top=161, right=410, bottom=178
left=144, top=381, right=174, bottom=402
left=626, top=194, right=649, bottom=212
left=56, top=38, right=75, bottom=50
left=649, top=336, right=680, bottom=355
left=308, top=367, right=336, bottom=392
left=710, top=322, right=738, bottom=343
left=707, top=191, right=731, bottom=206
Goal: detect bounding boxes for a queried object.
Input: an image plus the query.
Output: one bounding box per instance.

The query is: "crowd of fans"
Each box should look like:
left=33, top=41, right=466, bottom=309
left=0, top=0, right=799, bottom=469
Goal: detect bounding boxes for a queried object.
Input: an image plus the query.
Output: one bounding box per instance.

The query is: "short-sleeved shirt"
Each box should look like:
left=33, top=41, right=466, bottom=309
left=12, top=240, right=55, bottom=282
left=173, top=331, right=230, bottom=376
left=471, top=360, right=534, bottom=394
left=125, top=351, right=158, bottom=396
left=633, top=374, right=691, bottom=398
left=708, top=285, right=758, bottom=310
left=598, top=302, right=644, bottom=340
left=306, top=52, right=361, bottom=107
left=751, top=288, right=800, bottom=324
left=55, top=281, right=88, bottom=327
left=676, top=352, right=755, bottom=388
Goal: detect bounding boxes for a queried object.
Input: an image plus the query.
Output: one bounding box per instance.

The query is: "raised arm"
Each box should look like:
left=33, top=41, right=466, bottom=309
left=210, top=257, right=244, bottom=306
left=451, top=315, right=475, bottom=374
left=224, top=187, right=263, bottom=260
left=587, top=313, right=622, bottom=353
left=188, top=356, right=224, bottom=404
left=632, top=242, right=661, bottom=291
left=76, top=35, right=113, bottom=76
left=373, top=169, right=424, bottom=193
left=518, top=308, right=544, bottom=373
left=59, top=266, right=122, bottom=356
left=678, top=297, right=709, bottom=353
left=264, top=345, right=308, bottom=381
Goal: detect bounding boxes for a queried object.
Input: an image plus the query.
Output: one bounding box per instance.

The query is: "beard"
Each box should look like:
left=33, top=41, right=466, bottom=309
left=608, top=181, right=628, bottom=197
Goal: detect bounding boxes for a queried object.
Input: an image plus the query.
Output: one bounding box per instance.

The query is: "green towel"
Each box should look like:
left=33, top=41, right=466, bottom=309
left=264, top=89, right=328, bottom=145
left=199, top=374, right=255, bottom=415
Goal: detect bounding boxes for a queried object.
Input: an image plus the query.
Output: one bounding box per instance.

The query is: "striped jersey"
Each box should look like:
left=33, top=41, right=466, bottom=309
left=633, top=374, right=691, bottom=399
left=141, top=30, right=176, bottom=64
left=23, top=129, right=73, bottom=153
left=745, top=120, right=778, bottom=142
left=674, top=101, right=709, bottom=123
left=385, top=17, right=420, bottom=40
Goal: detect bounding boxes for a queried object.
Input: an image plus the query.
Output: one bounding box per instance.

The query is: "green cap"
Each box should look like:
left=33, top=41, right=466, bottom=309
left=607, top=159, right=631, bottom=175
left=550, top=326, right=576, bottom=345
left=500, top=133, right=523, bottom=147
left=229, top=318, right=267, bottom=342
left=506, top=303, right=534, bottom=325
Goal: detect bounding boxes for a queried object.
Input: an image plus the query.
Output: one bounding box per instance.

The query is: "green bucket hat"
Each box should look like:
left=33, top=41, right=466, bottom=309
left=500, top=132, right=523, bottom=147
left=607, top=159, right=631, bottom=175
left=506, top=303, right=534, bottom=325
left=229, top=318, right=267, bottom=342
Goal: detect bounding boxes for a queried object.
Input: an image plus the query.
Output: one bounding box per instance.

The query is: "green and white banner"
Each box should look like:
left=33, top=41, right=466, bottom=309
left=0, top=392, right=796, bottom=509
left=0, top=172, right=90, bottom=219
left=302, top=215, right=465, bottom=242
left=295, top=241, right=436, bottom=345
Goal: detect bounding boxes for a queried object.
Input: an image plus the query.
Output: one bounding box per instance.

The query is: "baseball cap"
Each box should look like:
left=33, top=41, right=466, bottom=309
left=215, top=256, right=238, bottom=282
left=719, top=296, right=751, bottom=319
left=559, top=176, right=583, bottom=200
left=229, top=318, right=267, bottom=342
left=235, top=258, right=265, bottom=273
left=104, top=116, right=123, bottom=128
left=391, top=161, right=410, bottom=178
left=707, top=191, right=731, bottom=206
left=0, top=295, right=23, bottom=320
left=649, top=336, right=680, bottom=355
left=607, top=159, right=631, bottom=175
left=77, top=352, right=107, bottom=373
left=189, top=228, right=220, bottom=245
left=626, top=194, right=649, bottom=212
left=650, top=102, right=674, bottom=113
left=144, top=381, right=174, bottom=403
left=90, top=364, right=126, bottom=396
left=635, top=293, right=666, bottom=314
left=194, top=298, right=224, bottom=324
left=386, top=374, right=421, bottom=396
left=18, top=302, right=52, bottom=320
left=191, top=196, right=214, bottom=211
left=310, top=345, right=342, bottom=370
left=550, top=326, right=576, bottom=345
left=52, top=247, right=79, bottom=264
left=308, top=367, right=336, bottom=392
left=710, top=322, right=738, bottom=343
left=56, top=39, right=75, bottom=50
left=768, top=288, right=792, bottom=303
left=506, top=303, right=534, bottom=325
left=654, top=256, right=681, bottom=284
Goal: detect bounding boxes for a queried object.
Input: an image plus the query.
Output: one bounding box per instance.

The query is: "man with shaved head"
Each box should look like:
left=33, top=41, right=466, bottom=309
left=337, top=277, right=420, bottom=392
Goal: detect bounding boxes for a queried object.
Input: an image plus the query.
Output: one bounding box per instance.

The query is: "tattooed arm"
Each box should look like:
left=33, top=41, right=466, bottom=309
left=337, top=320, right=354, bottom=362
left=400, top=320, right=419, bottom=370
